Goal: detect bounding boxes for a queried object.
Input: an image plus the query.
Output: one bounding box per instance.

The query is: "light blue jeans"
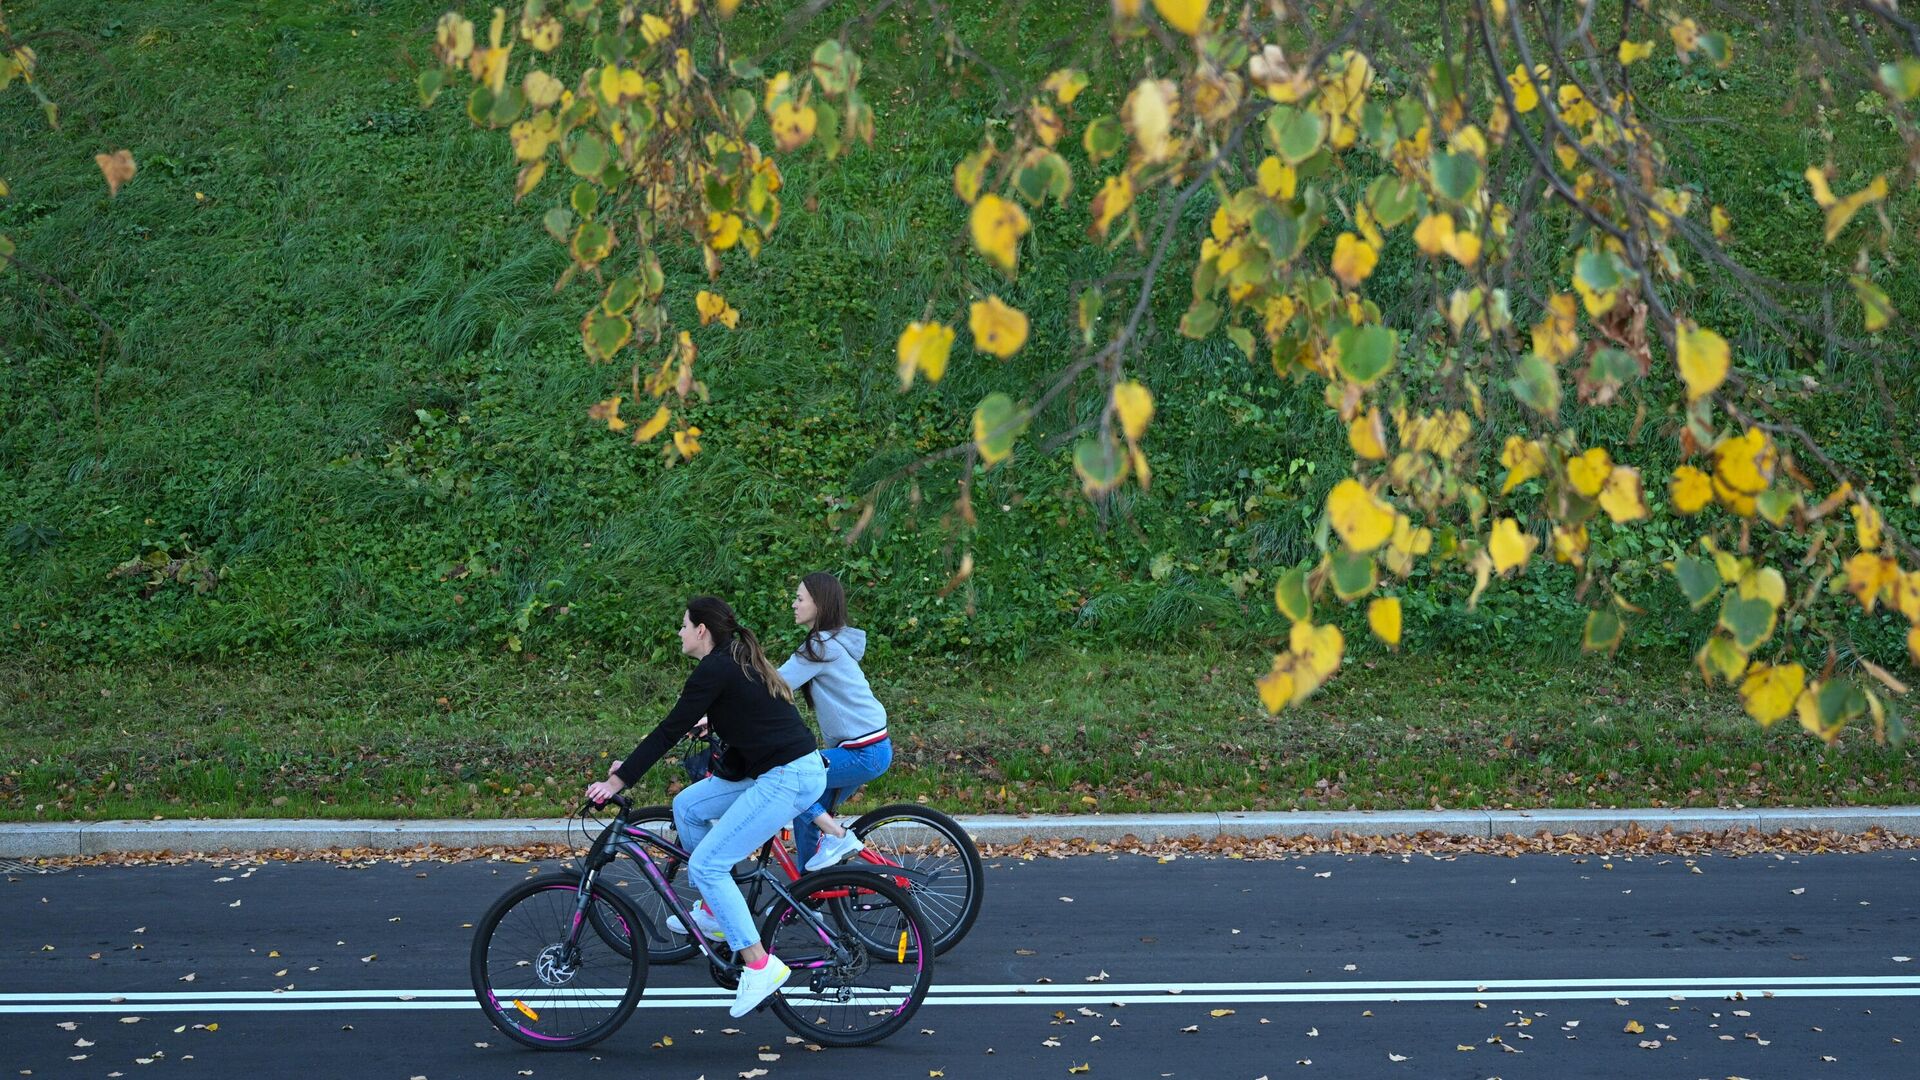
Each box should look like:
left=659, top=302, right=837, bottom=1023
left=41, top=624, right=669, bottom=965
left=672, top=752, right=827, bottom=949
left=792, top=739, right=893, bottom=865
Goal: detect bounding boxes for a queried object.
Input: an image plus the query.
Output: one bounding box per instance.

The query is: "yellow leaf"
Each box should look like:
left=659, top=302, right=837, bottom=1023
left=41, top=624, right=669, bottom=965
left=707, top=212, right=744, bottom=251
left=1669, top=465, right=1713, bottom=515
left=1413, top=213, right=1454, bottom=257
left=1618, top=40, right=1655, bottom=65
left=1741, top=663, right=1805, bottom=728
left=970, top=193, right=1031, bottom=274
left=1566, top=447, right=1612, bottom=499
left=696, top=290, right=740, bottom=329
left=588, top=395, right=627, bottom=432
left=1368, top=596, right=1402, bottom=647
left=1506, top=65, right=1539, bottom=113
left=1151, top=0, right=1209, bottom=35
left=514, top=160, right=546, bottom=201
left=95, top=150, right=136, bottom=197
left=896, top=321, right=956, bottom=389
left=1853, top=501, right=1884, bottom=552
left=953, top=143, right=993, bottom=206
left=1331, top=232, right=1378, bottom=288
left=632, top=405, right=670, bottom=443
left=1676, top=323, right=1730, bottom=401
left=1089, top=173, right=1134, bottom=238
left=1489, top=518, right=1535, bottom=575
left=1796, top=683, right=1845, bottom=744
left=1499, top=436, right=1546, bottom=494
left=1125, top=79, right=1178, bottom=163
left=1623, top=1020, right=1644, bottom=1034
left=1551, top=523, right=1589, bottom=566
left=1069, top=1064, right=1092, bottom=1075
left=1711, top=205, right=1731, bottom=239
left=1805, top=168, right=1889, bottom=242
left=1256, top=656, right=1296, bottom=714
left=1846, top=553, right=1900, bottom=613
left=1291, top=620, right=1344, bottom=680
left=1042, top=68, right=1089, bottom=105
left=969, top=295, right=1029, bottom=359
left=1326, top=480, right=1396, bottom=553
left=1893, top=569, right=1920, bottom=622
left=1209, top=1009, right=1235, bottom=1018
left=1445, top=229, right=1481, bottom=268
left=1348, top=409, right=1389, bottom=460
left=1113, top=381, right=1154, bottom=441
left=673, top=425, right=702, bottom=459
left=1257, top=156, right=1297, bottom=199
left=1712, top=428, right=1775, bottom=498
left=523, top=70, right=564, bottom=109
left=1598, top=465, right=1648, bottom=524
left=638, top=12, right=671, bottom=45
left=771, top=101, right=817, bottom=151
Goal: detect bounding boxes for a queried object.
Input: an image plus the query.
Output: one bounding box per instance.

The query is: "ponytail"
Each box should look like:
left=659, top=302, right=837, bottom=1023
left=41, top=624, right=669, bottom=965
left=687, top=595, right=794, bottom=703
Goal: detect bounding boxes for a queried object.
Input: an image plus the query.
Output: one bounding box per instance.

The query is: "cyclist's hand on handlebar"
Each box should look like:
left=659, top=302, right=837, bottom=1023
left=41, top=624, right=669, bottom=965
left=584, top=774, right=628, bottom=806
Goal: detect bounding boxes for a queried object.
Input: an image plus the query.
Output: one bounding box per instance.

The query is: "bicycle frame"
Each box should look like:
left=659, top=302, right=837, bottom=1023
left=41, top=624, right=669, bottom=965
left=576, top=801, right=860, bottom=973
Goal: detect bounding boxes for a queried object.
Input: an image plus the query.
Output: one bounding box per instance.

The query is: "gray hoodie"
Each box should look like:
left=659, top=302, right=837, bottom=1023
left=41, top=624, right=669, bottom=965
left=777, top=627, right=889, bottom=747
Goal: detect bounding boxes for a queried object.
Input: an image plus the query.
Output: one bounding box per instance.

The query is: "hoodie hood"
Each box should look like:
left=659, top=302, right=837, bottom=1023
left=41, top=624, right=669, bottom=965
left=830, top=626, right=867, bottom=661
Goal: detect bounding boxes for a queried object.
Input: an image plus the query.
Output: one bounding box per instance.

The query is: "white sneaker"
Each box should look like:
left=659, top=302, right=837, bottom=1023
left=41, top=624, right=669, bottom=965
left=805, top=830, right=866, bottom=872
left=666, top=902, right=725, bottom=940
left=729, top=954, right=791, bottom=1017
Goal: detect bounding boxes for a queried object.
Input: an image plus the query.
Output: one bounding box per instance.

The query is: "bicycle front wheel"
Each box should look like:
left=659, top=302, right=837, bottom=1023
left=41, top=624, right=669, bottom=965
left=760, top=867, right=934, bottom=1047
left=851, top=804, right=984, bottom=955
left=470, top=871, right=648, bottom=1051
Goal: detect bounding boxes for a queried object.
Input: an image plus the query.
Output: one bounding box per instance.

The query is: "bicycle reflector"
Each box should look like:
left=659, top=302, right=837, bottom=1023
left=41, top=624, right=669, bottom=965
left=514, top=999, right=540, bottom=1022
left=896, top=931, right=908, bottom=963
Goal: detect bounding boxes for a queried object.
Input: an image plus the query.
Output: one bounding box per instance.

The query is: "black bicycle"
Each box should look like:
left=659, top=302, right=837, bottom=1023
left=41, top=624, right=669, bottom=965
left=470, top=793, right=935, bottom=1051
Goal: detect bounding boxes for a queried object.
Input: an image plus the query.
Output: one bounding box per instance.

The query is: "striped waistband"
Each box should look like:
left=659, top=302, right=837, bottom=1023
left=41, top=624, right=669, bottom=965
left=837, top=729, right=890, bottom=750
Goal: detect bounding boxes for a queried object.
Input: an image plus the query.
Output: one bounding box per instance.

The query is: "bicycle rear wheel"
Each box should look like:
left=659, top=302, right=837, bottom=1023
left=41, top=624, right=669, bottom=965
left=759, top=867, right=934, bottom=1047
left=850, top=804, right=984, bottom=955
left=470, top=871, right=647, bottom=1051
left=593, top=805, right=699, bottom=964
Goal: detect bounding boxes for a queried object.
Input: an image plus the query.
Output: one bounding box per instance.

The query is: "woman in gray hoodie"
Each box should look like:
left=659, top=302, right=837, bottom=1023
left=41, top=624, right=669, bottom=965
left=778, top=571, right=892, bottom=871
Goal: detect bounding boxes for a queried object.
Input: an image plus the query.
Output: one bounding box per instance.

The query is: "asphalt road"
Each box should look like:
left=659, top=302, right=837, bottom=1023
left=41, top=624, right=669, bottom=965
left=5, top=848, right=1917, bottom=1079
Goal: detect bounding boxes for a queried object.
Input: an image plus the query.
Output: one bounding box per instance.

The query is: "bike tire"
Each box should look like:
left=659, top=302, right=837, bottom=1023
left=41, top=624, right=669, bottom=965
left=850, top=803, right=985, bottom=955
left=470, top=870, right=648, bottom=1051
left=759, top=866, right=935, bottom=1047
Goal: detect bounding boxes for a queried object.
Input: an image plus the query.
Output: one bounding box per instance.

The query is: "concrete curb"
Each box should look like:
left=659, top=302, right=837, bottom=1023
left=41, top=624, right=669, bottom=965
left=6, top=807, right=1920, bottom=858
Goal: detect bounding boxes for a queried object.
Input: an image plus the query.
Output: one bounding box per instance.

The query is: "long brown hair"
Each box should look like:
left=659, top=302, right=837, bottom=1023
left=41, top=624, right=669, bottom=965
left=686, top=595, right=793, bottom=703
left=797, top=571, right=848, bottom=663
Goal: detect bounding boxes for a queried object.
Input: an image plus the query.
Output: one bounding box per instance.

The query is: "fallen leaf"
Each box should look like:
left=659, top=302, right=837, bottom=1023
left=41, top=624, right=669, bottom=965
left=1791, top=888, right=1805, bottom=895
left=229, top=900, right=241, bottom=908
left=1455, top=1044, right=1475, bottom=1051
left=75, top=1039, right=93, bottom=1047
left=1210, top=1009, right=1235, bottom=1018
left=1894, top=956, right=1913, bottom=963
left=120, top=1017, right=143, bottom=1025
left=360, top=954, right=377, bottom=963
left=1305, top=1026, right=1318, bottom=1036
left=1624, top=1020, right=1645, bottom=1033
left=1314, top=871, right=1332, bottom=878
left=1344, top=964, right=1358, bottom=972
left=1388, top=1053, right=1407, bottom=1062
left=1069, top=1066, right=1090, bottom=1075
left=1637, top=1039, right=1662, bottom=1049
left=57, top=1022, right=78, bottom=1030
left=757, top=1053, right=779, bottom=1062
left=178, top=974, right=196, bottom=983
left=1059, top=897, right=1074, bottom=903
left=1181, top=1025, right=1199, bottom=1033
left=739, top=1071, right=768, bottom=1079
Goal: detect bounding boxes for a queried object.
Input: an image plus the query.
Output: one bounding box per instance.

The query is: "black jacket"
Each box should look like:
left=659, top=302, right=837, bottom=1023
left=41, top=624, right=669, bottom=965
left=614, top=650, right=817, bottom=786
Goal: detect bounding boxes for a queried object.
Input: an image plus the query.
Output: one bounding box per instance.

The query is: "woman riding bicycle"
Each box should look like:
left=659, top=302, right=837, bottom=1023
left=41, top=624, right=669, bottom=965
left=584, top=595, right=826, bottom=1018
left=778, top=571, right=892, bottom=872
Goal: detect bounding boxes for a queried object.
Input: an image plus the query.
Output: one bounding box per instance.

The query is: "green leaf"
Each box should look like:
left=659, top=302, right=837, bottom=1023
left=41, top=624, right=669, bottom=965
left=1697, top=30, right=1732, bottom=67
left=727, top=87, right=756, bottom=128
left=1582, top=606, right=1624, bottom=654
left=1072, top=437, right=1127, bottom=495
left=1077, top=287, right=1103, bottom=345
left=1430, top=151, right=1482, bottom=203
left=466, top=86, right=496, bottom=126
left=1330, top=546, right=1377, bottom=601
left=1273, top=564, right=1312, bottom=622
left=1267, top=106, right=1325, bottom=165
left=971, top=392, right=1026, bottom=467
left=1015, top=152, right=1071, bottom=206
left=1333, top=325, right=1397, bottom=386
left=1082, top=116, right=1125, bottom=164
left=570, top=220, right=613, bottom=265
left=542, top=206, right=575, bottom=242
left=487, top=85, right=525, bottom=126
left=582, top=310, right=632, bottom=360
left=1673, top=555, right=1721, bottom=609
left=1226, top=325, right=1255, bottom=360
left=1179, top=299, right=1221, bottom=340
left=1881, top=58, right=1920, bottom=102
left=1717, top=591, right=1777, bottom=651
left=1365, top=175, right=1422, bottom=229
left=602, top=275, right=642, bottom=315
left=417, top=68, right=447, bottom=107
left=1698, top=635, right=1748, bottom=684
left=728, top=57, right=764, bottom=80
left=1507, top=354, right=1561, bottom=416
left=571, top=181, right=600, bottom=218
left=566, top=131, right=609, bottom=178
left=1756, top=488, right=1799, bottom=527
left=1575, top=249, right=1625, bottom=296
left=1812, top=677, right=1867, bottom=727
left=811, top=40, right=858, bottom=95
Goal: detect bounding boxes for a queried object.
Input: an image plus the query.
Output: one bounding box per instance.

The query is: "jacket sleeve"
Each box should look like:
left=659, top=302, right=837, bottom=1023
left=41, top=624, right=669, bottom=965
left=614, top=656, right=726, bottom=786
left=777, top=642, right=837, bottom=692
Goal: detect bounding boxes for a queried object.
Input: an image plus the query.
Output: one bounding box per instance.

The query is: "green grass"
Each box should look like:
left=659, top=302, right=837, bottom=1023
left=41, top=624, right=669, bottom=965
left=4, top=644, right=1915, bottom=822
